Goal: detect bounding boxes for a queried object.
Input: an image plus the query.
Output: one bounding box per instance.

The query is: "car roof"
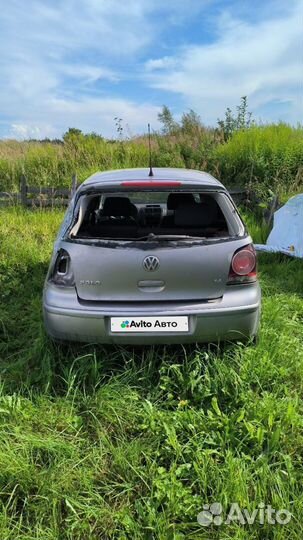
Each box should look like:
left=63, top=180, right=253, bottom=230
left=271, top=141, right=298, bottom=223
left=82, top=167, right=225, bottom=188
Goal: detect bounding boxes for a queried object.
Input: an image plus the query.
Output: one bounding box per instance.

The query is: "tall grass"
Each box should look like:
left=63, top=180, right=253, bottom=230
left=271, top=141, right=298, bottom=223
left=214, top=124, right=303, bottom=194
left=0, top=123, right=302, bottom=193
left=0, top=207, right=303, bottom=538
left=0, top=139, right=150, bottom=191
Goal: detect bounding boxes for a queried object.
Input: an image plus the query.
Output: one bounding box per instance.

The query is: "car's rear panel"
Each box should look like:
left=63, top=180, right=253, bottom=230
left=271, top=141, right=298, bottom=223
left=64, top=237, right=251, bottom=303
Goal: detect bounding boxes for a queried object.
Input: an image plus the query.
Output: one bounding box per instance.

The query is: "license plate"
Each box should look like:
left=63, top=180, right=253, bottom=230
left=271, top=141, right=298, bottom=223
left=110, top=316, right=189, bottom=333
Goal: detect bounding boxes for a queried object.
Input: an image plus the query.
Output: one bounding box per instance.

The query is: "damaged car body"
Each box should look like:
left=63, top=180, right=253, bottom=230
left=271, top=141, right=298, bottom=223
left=43, top=168, right=261, bottom=344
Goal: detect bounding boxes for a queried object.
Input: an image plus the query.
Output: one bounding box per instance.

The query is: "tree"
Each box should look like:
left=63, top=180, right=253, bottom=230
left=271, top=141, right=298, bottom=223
left=63, top=128, right=83, bottom=143
left=157, top=105, right=179, bottom=135
left=181, top=109, right=203, bottom=134
left=217, top=96, right=254, bottom=141
left=236, top=96, right=253, bottom=130
left=114, top=117, right=124, bottom=139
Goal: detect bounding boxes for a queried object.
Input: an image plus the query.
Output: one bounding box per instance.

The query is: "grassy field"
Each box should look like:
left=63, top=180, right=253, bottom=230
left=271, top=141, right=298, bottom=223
left=0, top=207, right=303, bottom=539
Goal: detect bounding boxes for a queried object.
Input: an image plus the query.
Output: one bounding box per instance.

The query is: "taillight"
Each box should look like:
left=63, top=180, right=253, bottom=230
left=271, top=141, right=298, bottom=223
left=50, top=249, right=75, bottom=287
left=227, top=244, right=257, bottom=284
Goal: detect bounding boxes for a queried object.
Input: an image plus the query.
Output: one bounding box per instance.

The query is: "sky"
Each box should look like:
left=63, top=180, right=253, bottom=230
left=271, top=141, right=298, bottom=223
left=0, top=0, right=302, bottom=139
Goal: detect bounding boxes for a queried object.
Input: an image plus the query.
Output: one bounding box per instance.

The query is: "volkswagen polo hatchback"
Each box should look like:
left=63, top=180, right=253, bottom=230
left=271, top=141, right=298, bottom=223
left=43, top=168, right=261, bottom=344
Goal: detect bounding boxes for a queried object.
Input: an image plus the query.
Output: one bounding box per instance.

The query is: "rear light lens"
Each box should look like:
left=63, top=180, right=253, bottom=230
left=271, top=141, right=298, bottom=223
left=232, top=248, right=255, bottom=275
left=227, top=244, right=257, bottom=284
left=51, top=249, right=75, bottom=287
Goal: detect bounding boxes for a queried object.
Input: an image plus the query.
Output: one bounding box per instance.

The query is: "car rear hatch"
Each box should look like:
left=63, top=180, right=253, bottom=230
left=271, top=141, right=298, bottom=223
left=65, top=183, right=247, bottom=302
left=66, top=240, right=247, bottom=302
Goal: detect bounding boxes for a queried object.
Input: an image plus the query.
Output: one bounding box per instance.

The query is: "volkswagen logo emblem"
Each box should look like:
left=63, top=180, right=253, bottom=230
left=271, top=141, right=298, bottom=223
left=143, top=255, right=160, bottom=272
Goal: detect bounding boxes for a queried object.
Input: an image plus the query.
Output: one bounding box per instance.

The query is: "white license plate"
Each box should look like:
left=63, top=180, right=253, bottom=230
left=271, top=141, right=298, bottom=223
left=110, top=316, right=189, bottom=333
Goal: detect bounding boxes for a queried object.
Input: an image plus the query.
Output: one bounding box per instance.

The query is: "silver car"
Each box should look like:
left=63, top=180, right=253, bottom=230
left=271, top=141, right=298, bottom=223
left=43, top=168, right=261, bottom=344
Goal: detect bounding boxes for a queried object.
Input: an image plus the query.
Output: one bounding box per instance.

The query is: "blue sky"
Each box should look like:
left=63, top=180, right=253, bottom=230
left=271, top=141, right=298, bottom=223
left=0, top=0, right=302, bottom=139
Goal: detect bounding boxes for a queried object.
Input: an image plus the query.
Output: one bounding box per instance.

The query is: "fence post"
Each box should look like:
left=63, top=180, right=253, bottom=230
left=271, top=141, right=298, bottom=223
left=20, top=175, right=27, bottom=207
left=71, top=173, right=77, bottom=198
left=265, top=194, right=279, bottom=225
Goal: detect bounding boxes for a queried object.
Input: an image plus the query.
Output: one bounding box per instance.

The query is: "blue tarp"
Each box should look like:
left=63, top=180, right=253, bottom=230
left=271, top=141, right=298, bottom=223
left=255, top=194, right=303, bottom=259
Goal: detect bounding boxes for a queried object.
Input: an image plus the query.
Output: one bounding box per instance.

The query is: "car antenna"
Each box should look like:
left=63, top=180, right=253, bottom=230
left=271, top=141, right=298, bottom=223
left=148, top=123, right=154, bottom=177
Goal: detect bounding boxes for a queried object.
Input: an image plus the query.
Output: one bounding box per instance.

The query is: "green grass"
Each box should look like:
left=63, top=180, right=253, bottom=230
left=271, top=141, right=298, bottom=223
left=214, top=124, right=303, bottom=194
left=0, top=207, right=303, bottom=539
left=1, top=123, right=302, bottom=193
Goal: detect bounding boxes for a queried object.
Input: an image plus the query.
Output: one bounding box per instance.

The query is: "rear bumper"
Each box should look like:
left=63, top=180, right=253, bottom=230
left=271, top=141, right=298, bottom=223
left=43, top=283, right=261, bottom=344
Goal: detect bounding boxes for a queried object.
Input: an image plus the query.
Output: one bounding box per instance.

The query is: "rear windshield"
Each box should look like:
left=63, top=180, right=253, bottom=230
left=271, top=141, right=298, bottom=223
left=69, top=190, right=244, bottom=242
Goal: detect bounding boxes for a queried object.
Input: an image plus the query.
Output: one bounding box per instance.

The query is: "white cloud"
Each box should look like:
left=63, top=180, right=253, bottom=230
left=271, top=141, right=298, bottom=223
left=145, top=1, right=303, bottom=124
left=9, top=124, right=58, bottom=140
left=0, top=0, right=163, bottom=138
left=6, top=98, right=161, bottom=140
left=145, top=57, right=178, bottom=72
left=50, top=97, right=161, bottom=137
left=59, top=65, right=118, bottom=84
left=0, top=0, right=301, bottom=139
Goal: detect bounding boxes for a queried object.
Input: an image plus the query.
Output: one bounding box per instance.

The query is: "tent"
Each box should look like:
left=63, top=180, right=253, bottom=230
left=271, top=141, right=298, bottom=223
left=255, top=194, right=303, bottom=258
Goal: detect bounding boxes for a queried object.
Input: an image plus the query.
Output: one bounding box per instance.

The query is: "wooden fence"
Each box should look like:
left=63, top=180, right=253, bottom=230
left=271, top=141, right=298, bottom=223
left=0, top=174, right=78, bottom=208
left=0, top=176, right=250, bottom=208
left=0, top=178, right=280, bottom=226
